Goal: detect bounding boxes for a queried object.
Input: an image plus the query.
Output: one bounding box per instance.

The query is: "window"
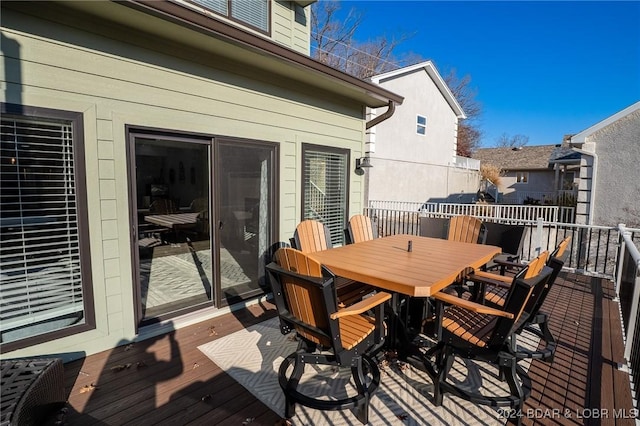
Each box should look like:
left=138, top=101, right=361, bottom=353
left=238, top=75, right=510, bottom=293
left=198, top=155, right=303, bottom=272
left=1, top=104, right=93, bottom=351
left=416, top=115, right=427, bottom=135
left=516, top=172, right=529, bottom=184
left=189, top=0, right=270, bottom=33
left=301, top=145, right=348, bottom=246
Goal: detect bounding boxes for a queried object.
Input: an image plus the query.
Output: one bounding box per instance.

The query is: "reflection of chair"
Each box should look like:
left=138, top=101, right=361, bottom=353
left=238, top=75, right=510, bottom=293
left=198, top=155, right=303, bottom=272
left=423, top=266, right=553, bottom=421
left=267, top=248, right=390, bottom=424
left=418, top=216, right=448, bottom=239
left=482, top=222, right=526, bottom=273
left=447, top=215, right=486, bottom=244
left=345, top=214, right=378, bottom=244
left=293, top=220, right=374, bottom=305
left=149, top=198, right=176, bottom=214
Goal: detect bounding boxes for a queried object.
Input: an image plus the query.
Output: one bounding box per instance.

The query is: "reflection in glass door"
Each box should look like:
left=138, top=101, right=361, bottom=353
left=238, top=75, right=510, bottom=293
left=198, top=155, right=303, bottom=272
left=132, top=137, right=211, bottom=322
left=216, top=140, right=275, bottom=306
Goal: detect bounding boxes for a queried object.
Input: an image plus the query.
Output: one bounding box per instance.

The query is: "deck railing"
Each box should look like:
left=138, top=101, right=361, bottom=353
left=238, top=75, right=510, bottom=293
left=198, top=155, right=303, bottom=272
left=363, top=206, right=640, bottom=410
left=368, top=200, right=575, bottom=223
left=616, top=224, right=640, bottom=401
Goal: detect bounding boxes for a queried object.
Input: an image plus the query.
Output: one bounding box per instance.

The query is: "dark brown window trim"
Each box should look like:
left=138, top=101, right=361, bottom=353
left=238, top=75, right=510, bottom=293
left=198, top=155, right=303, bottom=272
left=0, top=103, right=96, bottom=354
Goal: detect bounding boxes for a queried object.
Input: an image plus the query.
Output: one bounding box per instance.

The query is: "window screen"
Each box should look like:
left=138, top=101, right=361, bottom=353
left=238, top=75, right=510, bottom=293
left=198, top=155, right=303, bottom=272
left=1, top=111, right=91, bottom=347
left=190, top=0, right=269, bottom=32
left=302, top=145, right=348, bottom=246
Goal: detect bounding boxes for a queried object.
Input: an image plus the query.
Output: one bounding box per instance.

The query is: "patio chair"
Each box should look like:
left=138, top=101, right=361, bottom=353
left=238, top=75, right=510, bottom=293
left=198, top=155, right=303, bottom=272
left=293, top=219, right=374, bottom=305
left=345, top=214, right=378, bottom=244
left=482, top=222, right=526, bottom=273
left=422, top=266, right=553, bottom=423
left=266, top=247, right=391, bottom=424
left=491, top=236, right=571, bottom=277
left=447, top=215, right=487, bottom=244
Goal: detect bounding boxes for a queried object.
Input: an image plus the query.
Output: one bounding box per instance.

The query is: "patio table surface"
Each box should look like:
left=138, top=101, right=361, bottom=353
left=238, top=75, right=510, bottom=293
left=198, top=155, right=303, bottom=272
left=309, top=234, right=501, bottom=297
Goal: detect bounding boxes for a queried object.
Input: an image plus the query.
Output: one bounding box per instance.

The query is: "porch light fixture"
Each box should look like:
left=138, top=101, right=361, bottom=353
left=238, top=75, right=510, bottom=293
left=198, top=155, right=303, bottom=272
left=355, top=157, right=372, bottom=175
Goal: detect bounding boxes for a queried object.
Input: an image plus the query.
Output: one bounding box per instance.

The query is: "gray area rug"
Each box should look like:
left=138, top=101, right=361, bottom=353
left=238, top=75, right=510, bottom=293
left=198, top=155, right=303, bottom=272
left=199, top=317, right=538, bottom=425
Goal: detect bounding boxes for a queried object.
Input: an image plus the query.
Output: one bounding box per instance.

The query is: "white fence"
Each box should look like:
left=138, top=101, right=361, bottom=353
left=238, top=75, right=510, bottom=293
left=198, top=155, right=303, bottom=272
left=368, top=200, right=575, bottom=223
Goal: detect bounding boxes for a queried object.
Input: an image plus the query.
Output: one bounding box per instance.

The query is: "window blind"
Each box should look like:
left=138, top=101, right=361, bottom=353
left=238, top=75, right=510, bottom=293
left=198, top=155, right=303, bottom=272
left=0, top=117, right=85, bottom=338
left=230, top=0, right=269, bottom=32
left=303, top=149, right=348, bottom=246
left=191, top=0, right=227, bottom=15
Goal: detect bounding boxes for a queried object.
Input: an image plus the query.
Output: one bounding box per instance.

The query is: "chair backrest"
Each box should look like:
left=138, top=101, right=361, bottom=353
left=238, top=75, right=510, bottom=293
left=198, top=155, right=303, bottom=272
left=270, top=247, right=336, bottom=347
left=551, top=236, right=571, bottom=261
left=293, top=220, right=333, bottom=253
left=447, top=215, right=486, bottom=244
left=523, top=250, right=549, bottom=279
left=149, top=198, right=177, bottom=214
left=524, top=255, right=565, bottom=321
left=346, top=214, right=378, bottom=244
left=482, top=222, right=525, bottom=255
left=488, top=266, right=553, bottom=348
left=419, top=216, right=448, bottom=239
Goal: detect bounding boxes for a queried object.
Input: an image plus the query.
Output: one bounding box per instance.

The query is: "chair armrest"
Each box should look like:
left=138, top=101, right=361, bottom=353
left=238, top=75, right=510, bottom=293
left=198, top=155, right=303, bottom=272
left=492, top=258, right=523, bottom=269
left=432, top=292, right=514, bottom=319
left=467, top=271, right=513, bottom=287
left=330, top=292, right=391, bottom=319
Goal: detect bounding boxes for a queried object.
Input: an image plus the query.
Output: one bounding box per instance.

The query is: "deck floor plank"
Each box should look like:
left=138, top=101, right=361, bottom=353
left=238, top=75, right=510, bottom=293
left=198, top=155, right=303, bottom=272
left=60, top=273, right=635, bottom=425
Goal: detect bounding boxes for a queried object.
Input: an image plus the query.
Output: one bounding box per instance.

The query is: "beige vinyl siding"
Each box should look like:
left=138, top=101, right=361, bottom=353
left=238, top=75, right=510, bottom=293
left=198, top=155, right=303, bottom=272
left=272, top=1, right=311, bottom=55
left=1, top=7, right=364, bottom=359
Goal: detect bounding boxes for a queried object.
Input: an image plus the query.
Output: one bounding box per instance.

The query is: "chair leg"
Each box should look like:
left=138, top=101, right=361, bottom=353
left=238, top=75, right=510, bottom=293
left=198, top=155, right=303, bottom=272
left=434, top=345, right=453, bottom=406
left=499, top=352, right=525, bottom=425
left=284, top=352, right=306, bottom=419
left=351, top=357, right=370, bottom=425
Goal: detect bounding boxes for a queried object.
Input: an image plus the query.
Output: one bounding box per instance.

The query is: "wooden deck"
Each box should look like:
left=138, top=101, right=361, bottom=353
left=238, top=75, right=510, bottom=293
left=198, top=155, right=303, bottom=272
left=60, top=272, right=636, bottom=425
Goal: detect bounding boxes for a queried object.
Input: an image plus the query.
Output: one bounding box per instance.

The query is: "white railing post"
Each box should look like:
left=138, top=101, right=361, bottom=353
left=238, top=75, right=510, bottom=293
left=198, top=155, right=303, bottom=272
left=535, top=217, right=544, bottom=255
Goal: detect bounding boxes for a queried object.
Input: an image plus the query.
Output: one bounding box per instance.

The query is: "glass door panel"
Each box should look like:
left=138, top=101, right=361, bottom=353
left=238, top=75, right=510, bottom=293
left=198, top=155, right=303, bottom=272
left=217, top=141, right=274, bottom=305
left=133, top=137, right=211, bottom=322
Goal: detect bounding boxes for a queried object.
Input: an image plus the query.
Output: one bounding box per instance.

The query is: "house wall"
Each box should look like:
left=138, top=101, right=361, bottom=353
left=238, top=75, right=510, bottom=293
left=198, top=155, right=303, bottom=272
left=500, top=170, right=556, bottom=201
left=588, top=110, right=640, bottom=227
left=367, top=68, right=478, bottom=203
left=1, top=5, right=366, bottom=360
left=272, top=1, right=311, bottom=54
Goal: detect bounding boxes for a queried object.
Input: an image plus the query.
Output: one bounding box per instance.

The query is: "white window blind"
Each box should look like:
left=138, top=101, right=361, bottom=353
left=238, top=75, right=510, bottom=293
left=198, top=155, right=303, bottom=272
left=0, top=117, right=85, bottom=340
left=303, top=149, right=348, bottom=246
left=231, top=0, right=269, bottom=32
left=190, top=0, right=269, bottom=32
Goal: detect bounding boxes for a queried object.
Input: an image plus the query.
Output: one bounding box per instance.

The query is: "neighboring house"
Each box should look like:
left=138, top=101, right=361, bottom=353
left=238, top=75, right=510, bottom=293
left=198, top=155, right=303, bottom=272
left=366, top=61, right=479, bottom=205
left=569, top=101, right=640, bottom=226
left=0, top=1, right=403, bottom=360
left=472, top=144, right=579, bottom=204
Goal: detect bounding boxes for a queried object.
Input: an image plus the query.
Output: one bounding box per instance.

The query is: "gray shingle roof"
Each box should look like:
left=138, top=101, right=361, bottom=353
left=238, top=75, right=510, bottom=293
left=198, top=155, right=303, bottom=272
left=472, top=145, right=560, bottom=170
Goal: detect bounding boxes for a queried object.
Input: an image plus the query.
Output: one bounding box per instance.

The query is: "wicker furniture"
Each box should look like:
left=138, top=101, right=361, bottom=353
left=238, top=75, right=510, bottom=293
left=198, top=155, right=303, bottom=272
left=1, top=358, right=65, bottom=426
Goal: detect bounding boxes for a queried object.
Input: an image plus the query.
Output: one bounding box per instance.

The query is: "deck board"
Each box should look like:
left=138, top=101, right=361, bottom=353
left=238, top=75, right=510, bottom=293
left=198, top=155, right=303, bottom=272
left=59, top=272, right=635, bottom=425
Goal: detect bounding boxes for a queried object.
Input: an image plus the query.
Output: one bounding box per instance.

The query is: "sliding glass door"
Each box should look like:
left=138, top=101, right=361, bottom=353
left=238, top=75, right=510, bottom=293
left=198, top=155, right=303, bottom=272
left=129, top=131, right=277, bottom=324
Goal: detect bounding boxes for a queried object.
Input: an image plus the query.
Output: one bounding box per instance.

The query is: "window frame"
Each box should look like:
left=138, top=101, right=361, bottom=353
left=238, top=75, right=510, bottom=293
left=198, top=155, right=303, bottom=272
left=416, top=114, right=427, bottom=136
left=183, top=0, right=271, bottom=35
left=515, top=171, right=529, bottom=184
left=300, top=144, right=350, bottom=246
left=1, top=103, right=95, bottom=353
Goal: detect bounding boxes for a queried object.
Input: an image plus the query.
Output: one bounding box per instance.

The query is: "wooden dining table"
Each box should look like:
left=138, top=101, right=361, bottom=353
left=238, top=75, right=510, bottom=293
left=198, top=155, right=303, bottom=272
left=309, top=234, right=502, bottom=297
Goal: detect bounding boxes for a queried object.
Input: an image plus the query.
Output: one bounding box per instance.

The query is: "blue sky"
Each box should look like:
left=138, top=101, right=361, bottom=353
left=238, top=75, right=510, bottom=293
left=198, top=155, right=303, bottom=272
left=329, top=1, right=640, bottom=147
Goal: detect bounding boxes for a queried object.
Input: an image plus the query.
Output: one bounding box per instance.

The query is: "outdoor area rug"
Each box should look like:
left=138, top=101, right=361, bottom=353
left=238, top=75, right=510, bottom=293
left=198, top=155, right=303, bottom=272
left=198, top=317, right=540, bottom=425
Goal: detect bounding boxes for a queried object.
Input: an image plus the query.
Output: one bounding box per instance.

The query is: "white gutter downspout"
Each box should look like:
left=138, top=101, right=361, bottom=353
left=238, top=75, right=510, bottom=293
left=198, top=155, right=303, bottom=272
left=572, top=147, right=598, bottom=225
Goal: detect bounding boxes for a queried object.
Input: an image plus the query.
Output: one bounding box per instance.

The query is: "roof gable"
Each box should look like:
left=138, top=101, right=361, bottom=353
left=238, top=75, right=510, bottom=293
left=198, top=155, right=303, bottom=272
left=370, top=61, right=466, bottom=119
left=571, top=101, right=640, bottom=143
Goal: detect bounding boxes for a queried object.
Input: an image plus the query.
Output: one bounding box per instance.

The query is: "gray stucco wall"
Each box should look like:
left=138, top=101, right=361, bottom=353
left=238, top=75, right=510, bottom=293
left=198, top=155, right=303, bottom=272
left=591, top=110, right=640, bottom=227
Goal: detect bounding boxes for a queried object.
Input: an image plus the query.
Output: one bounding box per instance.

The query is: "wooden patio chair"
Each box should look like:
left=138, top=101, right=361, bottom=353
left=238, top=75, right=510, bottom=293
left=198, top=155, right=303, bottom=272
left=422, top=266, right=553, bottom=424
left=345, top=214, right=378, bottom=244
left=491, top=236, right=571, bottom=277
left=446, top=215, right=487, bottom=244
left=293, top=219, right=374, bottom=305
left=266, top=247, right=391, bottom=424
